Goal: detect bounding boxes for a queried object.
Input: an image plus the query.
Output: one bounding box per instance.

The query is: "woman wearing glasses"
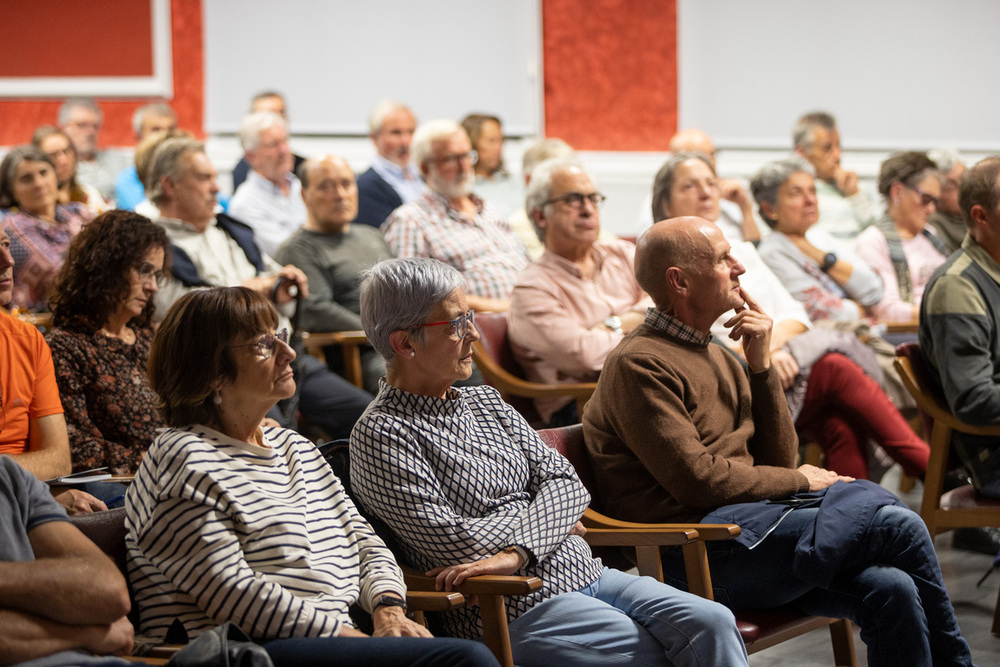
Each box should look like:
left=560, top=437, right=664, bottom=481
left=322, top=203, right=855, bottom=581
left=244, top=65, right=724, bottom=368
left=47, top=210, right=169, bottom=476
left=126, top=286, right=496, bottom=667
left=350, top=257, right=748, bottom=667
left=854, top=151, right=948, bottom=323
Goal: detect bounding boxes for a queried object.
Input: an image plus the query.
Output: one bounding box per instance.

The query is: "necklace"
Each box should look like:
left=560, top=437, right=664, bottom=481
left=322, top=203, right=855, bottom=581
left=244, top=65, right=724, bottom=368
left=99, top=326, right=135, bottom=345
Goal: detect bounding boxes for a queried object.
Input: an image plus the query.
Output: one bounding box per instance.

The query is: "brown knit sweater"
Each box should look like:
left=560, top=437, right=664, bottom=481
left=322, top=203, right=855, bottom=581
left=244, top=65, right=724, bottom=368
left=583, top=323, right=809, bottom=524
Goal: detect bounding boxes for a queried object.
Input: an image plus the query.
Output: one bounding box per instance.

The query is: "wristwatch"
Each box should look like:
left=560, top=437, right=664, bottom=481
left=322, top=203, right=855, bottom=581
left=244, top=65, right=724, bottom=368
left=604, top=315, right=623, bottom=334
left=820, top=252, right=837, bottom=273
left=373, top=594, right=408, bottom=613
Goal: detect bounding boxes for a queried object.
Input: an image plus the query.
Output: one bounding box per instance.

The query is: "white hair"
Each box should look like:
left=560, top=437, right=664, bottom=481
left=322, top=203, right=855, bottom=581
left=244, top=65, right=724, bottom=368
left=368, top=99, right=412, bottom=135
left=237, top=111, right=287, bottom=153
left=411, top=119, right=464, bottom=169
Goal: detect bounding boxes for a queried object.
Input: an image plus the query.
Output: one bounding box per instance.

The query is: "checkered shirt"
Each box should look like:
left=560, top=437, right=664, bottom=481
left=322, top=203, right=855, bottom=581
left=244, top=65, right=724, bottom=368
left=381, top=190, right=529, bottom=300
left=350, top=381, right=603, bottom=640
left=644, top=307, right=713, bottom=347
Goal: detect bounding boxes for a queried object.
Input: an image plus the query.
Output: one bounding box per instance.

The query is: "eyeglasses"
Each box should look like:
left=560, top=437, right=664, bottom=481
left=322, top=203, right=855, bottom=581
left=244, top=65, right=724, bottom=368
left=906, top=184, right=939, bottom=209
left=231, top=328, right=290, bottom=359
left=136, top=261, right=165, bottom=286
left=434, top=151, right=476, bottom=168
left=412, top=310, right=476, bottom=339
left=542, top=191, right=607, bottom=210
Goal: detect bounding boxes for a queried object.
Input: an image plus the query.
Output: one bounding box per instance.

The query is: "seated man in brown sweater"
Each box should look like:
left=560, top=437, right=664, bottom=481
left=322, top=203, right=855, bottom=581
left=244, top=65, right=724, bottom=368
left=582, top=216, right=972, bottom=667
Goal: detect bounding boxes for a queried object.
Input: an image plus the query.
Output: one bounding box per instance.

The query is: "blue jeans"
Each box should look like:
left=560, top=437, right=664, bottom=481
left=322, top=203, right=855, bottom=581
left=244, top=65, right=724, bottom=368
left=262, top=635, right=498, bottom=667
left=507, top=567, right=747, bottom=666
left=661, top=505, right=972, bottom=667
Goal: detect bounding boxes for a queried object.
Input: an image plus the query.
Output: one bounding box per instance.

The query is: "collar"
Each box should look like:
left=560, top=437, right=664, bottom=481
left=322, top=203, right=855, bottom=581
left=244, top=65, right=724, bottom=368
left=963, top=235, right=1000, bottom=286
left=644, top=308, right=713, bottom=347
left=424, top=189, right=485, bottom=217
left=538, top=245, right=604, bottom=279
left=373, top=154, right=420, bottom=181
left=157, top=215, right=213, bottom=235
left=247, top=169, right=296, bottom=195
left=378, top=378, right=465, bottom=416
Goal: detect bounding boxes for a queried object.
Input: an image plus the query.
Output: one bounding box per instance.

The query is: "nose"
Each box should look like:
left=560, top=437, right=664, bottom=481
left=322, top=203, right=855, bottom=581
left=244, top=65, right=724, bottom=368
left=731, top=257, right=746, bottom=278
left=0, top=246, right=13, bottom=269
left=277, top=337, right=297, bottom=363
left=466, top=319, right=481, bottom=343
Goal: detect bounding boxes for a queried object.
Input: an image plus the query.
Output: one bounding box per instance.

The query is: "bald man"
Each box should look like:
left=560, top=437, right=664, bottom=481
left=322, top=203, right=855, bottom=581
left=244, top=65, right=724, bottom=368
left=275, top=155, right=393, bottom=394
left=582, top=217, right=973, bottom=666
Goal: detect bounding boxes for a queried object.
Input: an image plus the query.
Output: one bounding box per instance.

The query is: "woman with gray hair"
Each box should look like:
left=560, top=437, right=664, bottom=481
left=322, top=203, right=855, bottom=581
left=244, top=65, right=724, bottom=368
left=0, top=146, right=92, bottom=311
left=349, top=256, right=748, bottom=667
left=752, top=156, right=884, bottom=323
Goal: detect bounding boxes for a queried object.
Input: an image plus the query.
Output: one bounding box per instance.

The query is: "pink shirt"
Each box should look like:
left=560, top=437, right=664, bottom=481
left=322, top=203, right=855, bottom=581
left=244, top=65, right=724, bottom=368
left=855, top=225, right=947, bottom=322
left=509, top=239, right=653, bottom=421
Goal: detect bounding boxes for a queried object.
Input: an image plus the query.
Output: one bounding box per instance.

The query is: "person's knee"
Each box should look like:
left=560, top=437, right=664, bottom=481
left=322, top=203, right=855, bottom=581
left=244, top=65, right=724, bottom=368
left=872, top=504, right=931, bottom=542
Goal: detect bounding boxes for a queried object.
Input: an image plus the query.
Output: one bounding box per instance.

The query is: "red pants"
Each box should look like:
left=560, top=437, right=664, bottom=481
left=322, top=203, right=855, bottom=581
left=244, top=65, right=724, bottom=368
left=796, top=353, right=929, bottom=480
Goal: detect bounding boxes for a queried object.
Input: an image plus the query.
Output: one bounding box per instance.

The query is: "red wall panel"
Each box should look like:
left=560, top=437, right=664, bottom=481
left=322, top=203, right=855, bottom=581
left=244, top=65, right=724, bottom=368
left=543, top=0, right=677, bottom=151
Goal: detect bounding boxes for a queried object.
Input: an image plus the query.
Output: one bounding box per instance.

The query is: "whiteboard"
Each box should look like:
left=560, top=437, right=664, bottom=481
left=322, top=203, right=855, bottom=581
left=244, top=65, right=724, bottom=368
left=678, top=0, right=1000, bottom=152
left=204, top=0, right=541, bottom=137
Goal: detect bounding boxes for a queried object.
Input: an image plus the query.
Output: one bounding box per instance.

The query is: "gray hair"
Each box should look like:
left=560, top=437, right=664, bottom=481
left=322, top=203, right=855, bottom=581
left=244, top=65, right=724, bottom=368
left=792, top=111, right=837, bottom=151
left=0, top=146, right=55, bottom=209
left=928, top=148, right=962, bottom=173
left=131, top=102, right=177, bottom=138
left=250, top=90, right=286, bottom=113
left=359, top=258, right=464, bottom=362
left=368, top=99, right=412, bottom=135
left=650, top=151, right=715, bottom=221
left=411, top=119, right=463, bottom=170
left=522, top=138, right=574, bottom=179
left=147, top=137, right=205, bottom=206
left=237, top=111, right=287, bottom=153
left=749, top=157, right=815, bottom=228
left=58, top=97, right=102, bottom=126
left=524, top=157, right=588, bottom=240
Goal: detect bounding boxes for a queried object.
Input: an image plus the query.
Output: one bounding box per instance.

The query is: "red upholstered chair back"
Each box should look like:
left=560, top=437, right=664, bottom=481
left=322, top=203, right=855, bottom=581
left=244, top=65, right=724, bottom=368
left=537, top=424, right=603, bottom=513
left=472, top=312, right=545, bottom=424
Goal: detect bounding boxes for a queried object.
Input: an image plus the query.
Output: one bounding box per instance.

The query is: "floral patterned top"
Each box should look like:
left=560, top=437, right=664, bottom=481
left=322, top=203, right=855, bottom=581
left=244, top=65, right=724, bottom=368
left=46, top=326, right=161, bottom=474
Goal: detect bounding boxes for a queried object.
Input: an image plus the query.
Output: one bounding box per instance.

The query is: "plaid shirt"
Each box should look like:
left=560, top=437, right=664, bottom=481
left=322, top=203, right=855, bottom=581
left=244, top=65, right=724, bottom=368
left=644, top=307, right=713, bottom=347
left=381, top=190, right=528, bottom=300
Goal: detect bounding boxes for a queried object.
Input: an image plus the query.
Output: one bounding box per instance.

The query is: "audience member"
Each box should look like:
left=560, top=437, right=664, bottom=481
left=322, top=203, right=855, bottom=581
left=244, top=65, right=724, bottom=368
left=228, top=111, right=307, bottom=257
left=356, top=100, right=423, bottom=228
left=126, top=287, right=497, bottom=667
left=0, top=226, right=106, bottom=514
left=855, top=152, right=948, bottom=323
left=114, top=102, right=178, bottom=210
left=231, top=91, right=306, bottom=192
left=47, top=211, right=169, bottom=476
left=350, top=257, right=749, bottom=667
left=926, top=148, right=967, bottom=253
left=0, top=457, right=134, bottom=665
left=461, top=113, right=522, bottom=217
left=383, top=120, right=528, bottom=312
left=0, top=147, right=92, bottom=312
left=583, top=216, right=972, bottom=667
left=276, top=155, right=392, bottom=394
left=509, top=158, right=652, bottom=425
left=920, top=156, right=1000, bottom=498
left=793, top=111, right=878, bottom=239
left=31, top=125, right=109, bottom=217
left=752, top=157, right=883, bottom=323
left=148, top=137, right=372, bottom=440
left=508, top=138, right=576, bottom=260
left=58, top=98, right=130, bottom=203
left=130, top=128, right=194, bottom=220
left=656, top=154, right=927, bottom=481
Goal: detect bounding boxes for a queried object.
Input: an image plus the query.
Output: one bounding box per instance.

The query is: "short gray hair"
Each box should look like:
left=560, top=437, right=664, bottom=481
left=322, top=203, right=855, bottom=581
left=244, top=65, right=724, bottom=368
left=650, top=151, right=714, bottom=221
left=131, top=102, right=176, bottom=138
left=237, top=111, right=287, bottom=153
left=369, top=99, right=412, bottom=135
left=58, top=97, right=102, bottom=126
left=749, top=156, right=815, bottom=228
left=359, top=258, right=464, bottom=362
left=524, top=157, right=587, bottom=240
left=522, top=138, right=574, bottom=179
left=147, top=137, right=205, bottom=206
left=928, top=148, right=962, bottom=174
left=792, top=111, right=837, bottom=151
left=411, top=119, right=463, bottom=170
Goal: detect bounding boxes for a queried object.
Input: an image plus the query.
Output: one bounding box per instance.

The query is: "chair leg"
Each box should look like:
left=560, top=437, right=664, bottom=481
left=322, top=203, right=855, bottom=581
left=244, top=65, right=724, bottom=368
left=680, top=541, right=714, bottom=600
left=829, top=618, right=857, bottom=667
left=479, top=593, right=515, bottom=667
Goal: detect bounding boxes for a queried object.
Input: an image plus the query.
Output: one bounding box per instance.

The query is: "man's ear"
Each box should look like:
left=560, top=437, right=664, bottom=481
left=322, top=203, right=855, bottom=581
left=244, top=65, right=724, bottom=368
left=418, top=161, right=430, bottom=180
left=530, top=206, right=546, bottom=230
left=970, top=204, right=989, bottom=230
left=389, top=329, right=415, bottom=358
left=665, top=266, right=689, bottom=297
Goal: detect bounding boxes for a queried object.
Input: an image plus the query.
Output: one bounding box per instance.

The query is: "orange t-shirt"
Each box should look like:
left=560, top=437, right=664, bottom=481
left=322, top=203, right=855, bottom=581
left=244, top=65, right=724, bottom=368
left=0, top=312, right=64, bottom=455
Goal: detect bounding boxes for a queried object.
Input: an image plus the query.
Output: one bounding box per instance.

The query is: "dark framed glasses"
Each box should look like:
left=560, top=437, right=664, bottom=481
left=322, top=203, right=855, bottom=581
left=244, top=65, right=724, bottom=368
left=231, top=328, right=290, bottom=360
left=542, top=191, right=606, bottom=210
left=412, top=310, right=475, bottom=339
left=906, top=184, right=939, bottom=209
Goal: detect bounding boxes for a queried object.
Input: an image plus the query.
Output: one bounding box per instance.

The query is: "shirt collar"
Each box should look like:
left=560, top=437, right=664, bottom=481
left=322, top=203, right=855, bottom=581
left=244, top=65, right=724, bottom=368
left=643, top=308, right=713, bottom=347
left=373, top=154, right=419, bottom=181
left=538, top=245, right=604, bottom=278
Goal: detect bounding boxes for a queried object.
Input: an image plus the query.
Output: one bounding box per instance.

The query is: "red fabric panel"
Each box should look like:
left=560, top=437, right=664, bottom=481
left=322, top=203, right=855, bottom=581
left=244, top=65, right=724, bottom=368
left=542, top=0, right=677, bottom=151
left=0, top=1, right=153, bottom=77
left=0, top=0, right=204, bottom=147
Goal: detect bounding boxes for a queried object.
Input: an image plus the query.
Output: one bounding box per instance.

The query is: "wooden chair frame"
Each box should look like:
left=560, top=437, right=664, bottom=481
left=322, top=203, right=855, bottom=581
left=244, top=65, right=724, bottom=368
left=300, top=330, right=369, bottom=389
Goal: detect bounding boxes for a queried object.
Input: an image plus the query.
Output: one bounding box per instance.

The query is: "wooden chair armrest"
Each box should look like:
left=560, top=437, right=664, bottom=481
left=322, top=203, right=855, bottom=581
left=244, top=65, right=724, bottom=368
left=405, top=590, right=465, bottom=612
left=404, top=567, right=542, bottom=596
left=883, top=320, right=919, bottom=333
left=583, top=527, right=699, bottom=547
left=144, top=645, right=184, bottom=659
left=299, top=330, right=369, bottom=347
left=582, top=509, right=741, bottom=541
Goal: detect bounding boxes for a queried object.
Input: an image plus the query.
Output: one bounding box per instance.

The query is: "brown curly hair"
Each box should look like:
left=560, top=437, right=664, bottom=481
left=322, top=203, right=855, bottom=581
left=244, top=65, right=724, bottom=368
left=50, top=210, right=172, bottom=333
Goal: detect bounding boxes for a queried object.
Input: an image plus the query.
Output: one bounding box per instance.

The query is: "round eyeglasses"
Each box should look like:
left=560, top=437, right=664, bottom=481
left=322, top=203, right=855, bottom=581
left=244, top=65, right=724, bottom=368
left=542, top=191, right=607, bottom=210
left=412, top=310, right=476, bottom=339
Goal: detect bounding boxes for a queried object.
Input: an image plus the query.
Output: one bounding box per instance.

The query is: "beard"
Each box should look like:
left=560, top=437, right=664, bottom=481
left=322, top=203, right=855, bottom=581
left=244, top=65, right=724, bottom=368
left=428, top=169, right=474, bottom=200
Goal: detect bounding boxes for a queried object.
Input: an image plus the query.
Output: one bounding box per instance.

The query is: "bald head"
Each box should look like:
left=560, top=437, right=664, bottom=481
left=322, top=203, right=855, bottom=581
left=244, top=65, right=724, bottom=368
left=299, top=155, right=358, bottom=233
left=635, top=216, right=716, bottom=310
left=669, top=129, right=716, bottom=167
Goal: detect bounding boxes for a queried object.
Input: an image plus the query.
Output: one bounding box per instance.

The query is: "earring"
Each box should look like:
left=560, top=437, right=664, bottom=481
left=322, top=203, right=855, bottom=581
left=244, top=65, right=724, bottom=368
left=410, top=351, right=416, bottom=357
left=214, top=390, right=222, bottom=405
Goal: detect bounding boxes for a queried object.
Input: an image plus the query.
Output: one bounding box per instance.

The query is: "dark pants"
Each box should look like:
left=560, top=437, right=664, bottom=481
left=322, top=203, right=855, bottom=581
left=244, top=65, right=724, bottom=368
left=262, top=636, right=499, bottom=667
left=269, top=355, right=373, bottom=441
